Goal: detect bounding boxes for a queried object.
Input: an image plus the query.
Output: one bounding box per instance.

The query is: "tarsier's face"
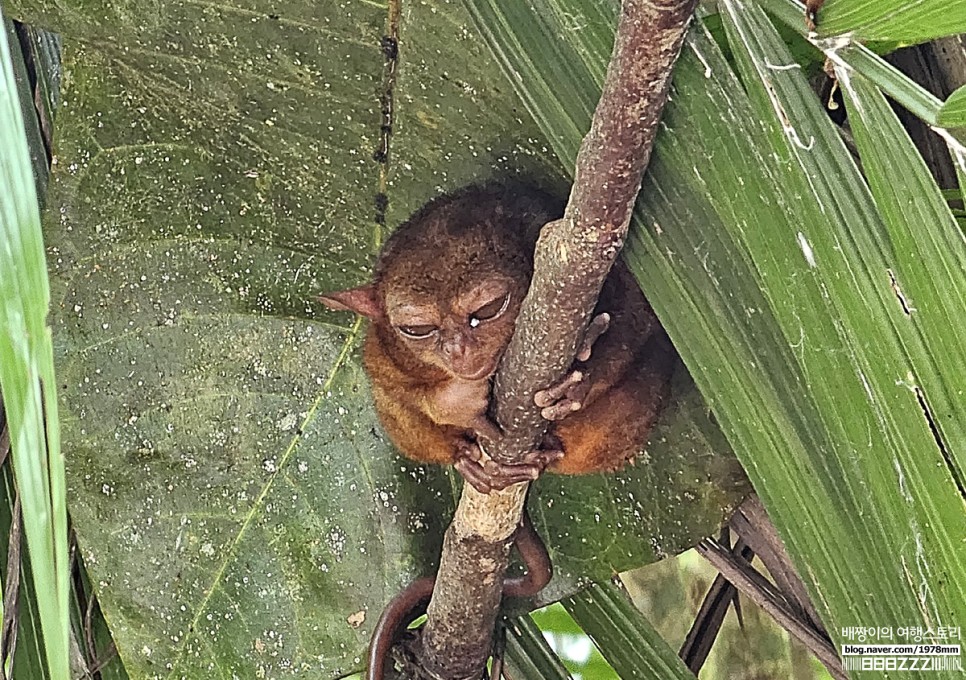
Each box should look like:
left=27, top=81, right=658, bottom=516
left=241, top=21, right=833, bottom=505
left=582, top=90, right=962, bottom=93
left=385, top=276, right=521, bottom=381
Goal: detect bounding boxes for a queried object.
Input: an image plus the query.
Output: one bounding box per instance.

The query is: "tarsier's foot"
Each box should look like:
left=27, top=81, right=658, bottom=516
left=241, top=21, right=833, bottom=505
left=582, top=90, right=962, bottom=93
left=455, top=439, right=564, bottom=494
left=534, top=312, right=610, bottom=421
left=535, top=369, right=591, bottom=421
left=805, top=0, right=825, bottom=31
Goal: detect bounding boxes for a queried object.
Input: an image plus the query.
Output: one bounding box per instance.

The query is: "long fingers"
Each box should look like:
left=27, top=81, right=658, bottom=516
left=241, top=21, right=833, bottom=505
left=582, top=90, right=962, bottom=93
left=576, top=312, right=610, bottom=362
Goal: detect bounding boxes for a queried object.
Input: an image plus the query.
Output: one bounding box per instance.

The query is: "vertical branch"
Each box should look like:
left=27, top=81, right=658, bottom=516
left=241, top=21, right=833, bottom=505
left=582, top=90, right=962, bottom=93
left=414, top=1, right=699, bottom=678
left=493, top=0, right=700, bottom=453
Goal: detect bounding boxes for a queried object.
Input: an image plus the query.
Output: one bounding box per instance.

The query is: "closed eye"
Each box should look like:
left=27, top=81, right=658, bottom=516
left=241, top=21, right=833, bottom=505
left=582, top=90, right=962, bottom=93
left=469, top=293, right=510, bottom=328
left=397, top=324, right=438, bottom=339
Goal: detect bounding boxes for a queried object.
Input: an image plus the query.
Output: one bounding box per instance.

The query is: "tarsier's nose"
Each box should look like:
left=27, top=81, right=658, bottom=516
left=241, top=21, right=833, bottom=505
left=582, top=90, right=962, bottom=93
left=442, top=332, right=491, bottom=380
left=441, top=332, right=469, bottom=364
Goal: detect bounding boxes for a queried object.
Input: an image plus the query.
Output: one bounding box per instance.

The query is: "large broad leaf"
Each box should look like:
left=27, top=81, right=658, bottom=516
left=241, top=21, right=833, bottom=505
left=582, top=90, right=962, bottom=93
left=6, top=0, right=747, bottom=676
left=470, top=1, right=966, bottom=679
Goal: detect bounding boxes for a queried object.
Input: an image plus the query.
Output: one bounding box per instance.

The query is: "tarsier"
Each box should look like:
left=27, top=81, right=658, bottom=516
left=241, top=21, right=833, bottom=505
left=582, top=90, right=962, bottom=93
left=320, top=183, right=675, bottom=489
left=320, top=183, right=675, bottom=678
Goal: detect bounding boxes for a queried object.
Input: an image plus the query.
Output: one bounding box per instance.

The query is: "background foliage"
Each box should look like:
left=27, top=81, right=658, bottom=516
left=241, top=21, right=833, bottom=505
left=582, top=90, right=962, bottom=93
left=0, top=8, right=69, bottom=679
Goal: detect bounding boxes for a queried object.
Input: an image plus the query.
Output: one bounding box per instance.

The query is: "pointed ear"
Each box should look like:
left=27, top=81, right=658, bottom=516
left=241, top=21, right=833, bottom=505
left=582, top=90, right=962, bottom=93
left=318, top=284, right=381, bottom=318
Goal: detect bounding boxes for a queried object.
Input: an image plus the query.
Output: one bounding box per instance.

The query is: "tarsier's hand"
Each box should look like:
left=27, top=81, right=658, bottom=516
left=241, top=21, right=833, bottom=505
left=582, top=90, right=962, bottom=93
left=450, top=314, right=612, bottom=493
left=534, top=312, right=610, bottom=421
left=454, top=437, right=564, bottom=494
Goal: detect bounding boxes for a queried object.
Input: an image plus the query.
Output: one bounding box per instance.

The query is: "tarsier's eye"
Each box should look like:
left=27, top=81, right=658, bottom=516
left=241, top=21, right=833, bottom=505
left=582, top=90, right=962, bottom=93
left=397, top=324, right=438, bottom=339
left=469, top=293, right=510, bottom=328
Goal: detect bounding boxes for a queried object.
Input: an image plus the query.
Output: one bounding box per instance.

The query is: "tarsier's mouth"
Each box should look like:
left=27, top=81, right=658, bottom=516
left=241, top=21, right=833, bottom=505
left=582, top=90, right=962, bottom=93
left=454, top=362, right=497, bottom=382
left=450, top=344, right=508, bottom=381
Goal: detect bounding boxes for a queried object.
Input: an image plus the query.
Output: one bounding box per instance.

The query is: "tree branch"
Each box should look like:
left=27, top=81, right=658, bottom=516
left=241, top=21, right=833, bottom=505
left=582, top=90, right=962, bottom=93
left=412, top=1, right=699, bottom=677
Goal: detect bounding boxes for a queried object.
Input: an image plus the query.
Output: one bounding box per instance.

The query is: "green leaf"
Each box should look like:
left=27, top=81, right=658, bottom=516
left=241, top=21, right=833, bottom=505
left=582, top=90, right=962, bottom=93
left=3, top=0, right=747, bottom=676
left=469, top=0, right=966, bottom=678
left=0, top=7, right=70, bottom=679
left=69, top=560, right=131, bottom=680
left=503, top=612, right=574, bottom=680
left=720, top=1, right=966, bottom=621
left=761, top=0, right=966, bottom=44
left=761, top=0, right=946, bottom=126
left=4, top=19, right=47, bottom=203
left=938, top=84, right=966, bottom=128
left=564, top=582, right=693, bottom=680
left=835, top=65, right=966, bottom=474
left=527, top=603, right=618, bottom=679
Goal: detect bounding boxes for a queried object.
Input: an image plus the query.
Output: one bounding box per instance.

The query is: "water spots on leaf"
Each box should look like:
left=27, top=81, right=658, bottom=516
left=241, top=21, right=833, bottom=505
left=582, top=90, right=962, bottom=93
left=327, top=526, right=347, bottom=558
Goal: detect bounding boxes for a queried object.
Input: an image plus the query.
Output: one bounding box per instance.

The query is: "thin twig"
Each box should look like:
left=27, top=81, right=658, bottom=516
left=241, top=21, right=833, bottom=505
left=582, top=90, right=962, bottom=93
left=0, top=493, right=21, bottom=679
left=0, top=418, right=9, bottom=469
left=696, top=538, right=846, bottom=680
left=729, top=494, right=827, bottom=633
left=680, top=532, right=752, bottom=673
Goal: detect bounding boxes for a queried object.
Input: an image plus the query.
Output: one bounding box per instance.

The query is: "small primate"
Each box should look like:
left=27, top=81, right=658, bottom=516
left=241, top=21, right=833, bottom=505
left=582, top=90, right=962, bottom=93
left=320, top=183, right=675, bottom=680
left=320, top=183, right=675, bottom=492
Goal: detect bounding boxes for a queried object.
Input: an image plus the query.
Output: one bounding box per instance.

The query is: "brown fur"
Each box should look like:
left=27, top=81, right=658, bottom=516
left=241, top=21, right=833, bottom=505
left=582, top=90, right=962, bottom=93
left=320, top=183, right=674, bottom=475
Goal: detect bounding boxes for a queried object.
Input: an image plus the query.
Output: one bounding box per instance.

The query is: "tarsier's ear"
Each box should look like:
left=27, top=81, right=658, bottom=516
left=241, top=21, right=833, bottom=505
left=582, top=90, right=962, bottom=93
left=318, top=284, right=381, bottom=318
